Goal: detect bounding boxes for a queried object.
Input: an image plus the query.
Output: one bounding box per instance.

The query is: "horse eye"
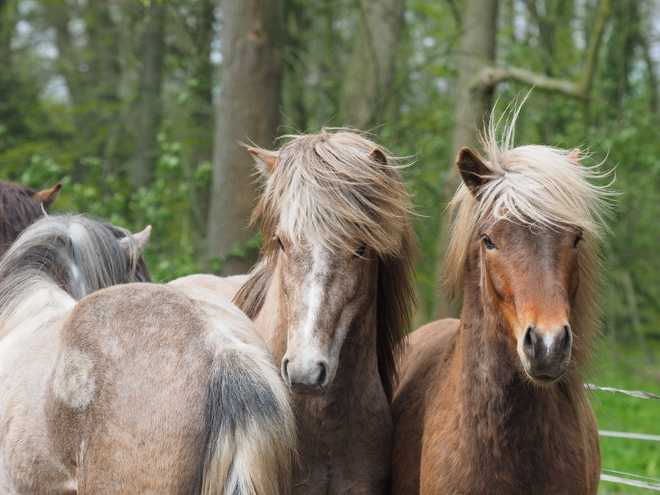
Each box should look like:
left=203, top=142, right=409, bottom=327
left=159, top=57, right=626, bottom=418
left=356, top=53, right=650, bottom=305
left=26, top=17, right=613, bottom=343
left=573, top=235, right=583, bottom=249
left=275, top=236, right=285, bottom=252
left=354, top=244, right=367, bottom=258
left=482, top=235, right=497, bottom=250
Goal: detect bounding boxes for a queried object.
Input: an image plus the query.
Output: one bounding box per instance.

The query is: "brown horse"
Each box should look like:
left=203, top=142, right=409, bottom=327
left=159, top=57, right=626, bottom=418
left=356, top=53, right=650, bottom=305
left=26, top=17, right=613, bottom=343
left=220, top=130, right=418, bottom=493
left=0, top=214, right=295, bottom=494
left=391, top=116, right=612, bottom=494
left=0, top=180, right=61, bottom=255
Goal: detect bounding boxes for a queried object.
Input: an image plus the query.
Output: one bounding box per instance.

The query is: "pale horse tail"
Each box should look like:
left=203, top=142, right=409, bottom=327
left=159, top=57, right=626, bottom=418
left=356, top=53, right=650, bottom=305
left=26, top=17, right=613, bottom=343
left=191, top=341, right=296, bottom=495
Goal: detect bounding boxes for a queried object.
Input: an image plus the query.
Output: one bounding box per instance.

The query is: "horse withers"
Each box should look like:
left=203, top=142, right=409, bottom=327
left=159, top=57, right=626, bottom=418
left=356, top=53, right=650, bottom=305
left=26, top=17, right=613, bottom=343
left=391, top=114, right=612, bottom=494
left=0, top=215, right=295, bottom=494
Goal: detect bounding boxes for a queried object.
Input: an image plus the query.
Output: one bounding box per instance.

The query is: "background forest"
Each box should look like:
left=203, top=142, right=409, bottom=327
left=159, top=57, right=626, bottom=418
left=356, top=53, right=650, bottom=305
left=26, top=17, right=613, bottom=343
left=0, top=0, right=659, bottom=491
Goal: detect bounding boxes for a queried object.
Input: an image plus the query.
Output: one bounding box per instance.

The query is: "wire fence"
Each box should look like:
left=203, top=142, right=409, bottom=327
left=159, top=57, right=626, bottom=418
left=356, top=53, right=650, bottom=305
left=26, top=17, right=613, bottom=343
left=587, top=383, right=660, bottom=492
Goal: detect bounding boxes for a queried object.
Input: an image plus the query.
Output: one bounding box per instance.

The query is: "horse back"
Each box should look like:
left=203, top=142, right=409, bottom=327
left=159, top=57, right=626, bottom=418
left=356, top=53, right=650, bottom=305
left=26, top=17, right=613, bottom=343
left=390, top=318, right=459, bottom=495
left=170, top=273, right=249, bottom=303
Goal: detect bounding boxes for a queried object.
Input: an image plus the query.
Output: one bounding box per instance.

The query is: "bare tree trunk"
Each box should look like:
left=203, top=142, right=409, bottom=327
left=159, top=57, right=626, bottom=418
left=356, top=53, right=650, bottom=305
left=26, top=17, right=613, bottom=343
left=640, top=25, right=658, bottom=114
left=207, top=0, right=284, bottom=275
left=130, top=2, right=166, bottom=189
left=621, top=270, right=654, bottom=366
left=433, top=0, right=498, bottom=319
left=338, top=0, right=406, bottom=128
left=187, top=0, right=216, bottom=235
left=48, top=0, right=124, bottom=180
left=0, top=0, right=28, bottom=142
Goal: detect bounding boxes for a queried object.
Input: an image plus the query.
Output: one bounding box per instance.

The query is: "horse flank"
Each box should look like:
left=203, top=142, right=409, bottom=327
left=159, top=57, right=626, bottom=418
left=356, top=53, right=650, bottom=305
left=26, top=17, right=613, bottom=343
left=441, top=117, right=614, bottom=374
left=234, top=129, right=418, bottom=399
left=0, top=214, right=150, bottom=340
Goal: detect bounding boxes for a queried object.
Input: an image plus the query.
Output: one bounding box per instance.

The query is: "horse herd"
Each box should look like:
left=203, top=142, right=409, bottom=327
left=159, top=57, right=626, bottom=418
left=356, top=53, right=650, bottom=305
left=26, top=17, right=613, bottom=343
left=0, top=114, right=613, bottom=494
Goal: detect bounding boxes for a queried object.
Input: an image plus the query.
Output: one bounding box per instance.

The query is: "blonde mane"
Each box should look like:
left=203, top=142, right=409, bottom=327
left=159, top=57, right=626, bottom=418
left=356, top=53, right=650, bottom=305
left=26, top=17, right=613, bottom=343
left=442, top=109, right=614, bottom=371
left=235, top=129, right=418, bottom=399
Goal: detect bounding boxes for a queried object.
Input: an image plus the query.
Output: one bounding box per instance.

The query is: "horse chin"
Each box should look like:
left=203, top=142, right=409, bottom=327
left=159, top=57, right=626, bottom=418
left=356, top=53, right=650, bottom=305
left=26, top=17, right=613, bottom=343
left=525, top=371, right=564, bottom=385
left=520, top=355, right=570, bottom=386
left=289, top=383, right=328, bottom=396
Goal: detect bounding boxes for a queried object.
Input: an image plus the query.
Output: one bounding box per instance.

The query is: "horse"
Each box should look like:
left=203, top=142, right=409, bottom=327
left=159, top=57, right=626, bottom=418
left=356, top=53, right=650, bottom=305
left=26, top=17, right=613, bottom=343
left=390, top=114, right=612, bottom=494
left=211, top=130, right=418, bottom=494
left=0, top=180, right=61, bottom=255
left=0, top=214, right=295, bottom=494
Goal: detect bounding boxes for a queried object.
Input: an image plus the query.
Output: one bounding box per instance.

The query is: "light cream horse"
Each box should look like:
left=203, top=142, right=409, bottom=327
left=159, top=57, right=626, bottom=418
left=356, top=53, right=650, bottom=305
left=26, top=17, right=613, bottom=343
left=0, top=214, right=295, bottom=494
left=176, top=130, right=418, bottom=494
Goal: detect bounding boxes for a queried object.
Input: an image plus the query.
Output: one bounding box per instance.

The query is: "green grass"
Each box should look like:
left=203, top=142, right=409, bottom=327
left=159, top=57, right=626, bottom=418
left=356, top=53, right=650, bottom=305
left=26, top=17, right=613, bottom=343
left=588, top=343, right=660, bottom=494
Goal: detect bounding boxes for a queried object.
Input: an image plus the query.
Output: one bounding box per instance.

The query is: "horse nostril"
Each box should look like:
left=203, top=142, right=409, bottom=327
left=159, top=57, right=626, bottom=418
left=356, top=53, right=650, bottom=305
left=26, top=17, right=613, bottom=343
left=558, top=324, right=573, bottom=358
left=281, top=358, right=291, bottom=385
left=317, top=361, right=328, bottom=388
left=522, top=324, right=536, bottom=357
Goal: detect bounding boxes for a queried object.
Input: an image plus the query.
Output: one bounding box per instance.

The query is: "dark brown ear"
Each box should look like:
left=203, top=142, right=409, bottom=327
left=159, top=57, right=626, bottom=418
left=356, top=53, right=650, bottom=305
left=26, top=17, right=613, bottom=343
left=369, top=148, right=388, bottom=165
left=31, top=182, right=62, bottom=210
left=456, top=147, right=489, bottom=198
left=248, top=148, right=279, bottom=177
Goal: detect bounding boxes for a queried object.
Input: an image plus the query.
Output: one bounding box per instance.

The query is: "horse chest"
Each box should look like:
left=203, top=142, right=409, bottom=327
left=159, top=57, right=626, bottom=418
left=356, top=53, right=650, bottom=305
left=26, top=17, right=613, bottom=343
left=421, top=389, right=590, bottom=495
left=293, top=393, right=391, bottom=494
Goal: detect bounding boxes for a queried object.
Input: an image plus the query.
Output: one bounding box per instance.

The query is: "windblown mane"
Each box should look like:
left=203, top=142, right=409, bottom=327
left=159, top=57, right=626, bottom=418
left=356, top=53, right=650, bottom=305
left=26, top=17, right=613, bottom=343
left=0, top=181, right=46, bottom=255
left=0, top=214, right=151, bottom=339
left=442, top=107, right=614, bottom=372
left=234, top=130, right=418, bottom=399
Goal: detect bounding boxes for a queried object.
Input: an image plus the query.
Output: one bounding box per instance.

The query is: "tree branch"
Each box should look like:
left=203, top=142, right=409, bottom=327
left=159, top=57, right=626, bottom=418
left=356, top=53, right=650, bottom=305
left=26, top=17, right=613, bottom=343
left=470, top=0, right=610, bottom=100
left=472, top=66, right=586, bottom=98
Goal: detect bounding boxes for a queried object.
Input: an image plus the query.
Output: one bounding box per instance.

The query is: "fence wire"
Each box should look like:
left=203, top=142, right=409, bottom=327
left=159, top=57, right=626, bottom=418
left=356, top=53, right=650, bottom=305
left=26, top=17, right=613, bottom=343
left=587, top=383, right=660, bottom=491
left=584, top=383, right=660, bottom=399
left=601, top=470, right=660, bottom=491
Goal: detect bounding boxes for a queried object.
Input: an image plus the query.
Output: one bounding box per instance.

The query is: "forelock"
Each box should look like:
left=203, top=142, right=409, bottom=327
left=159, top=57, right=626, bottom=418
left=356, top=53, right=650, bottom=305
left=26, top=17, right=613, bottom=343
left=253, top=130, right=414, bottom=256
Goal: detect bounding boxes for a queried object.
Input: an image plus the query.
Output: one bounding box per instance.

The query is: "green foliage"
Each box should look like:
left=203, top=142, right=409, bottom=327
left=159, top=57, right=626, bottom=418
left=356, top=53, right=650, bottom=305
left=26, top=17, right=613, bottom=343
left=0, top=128, right=206, bottom=282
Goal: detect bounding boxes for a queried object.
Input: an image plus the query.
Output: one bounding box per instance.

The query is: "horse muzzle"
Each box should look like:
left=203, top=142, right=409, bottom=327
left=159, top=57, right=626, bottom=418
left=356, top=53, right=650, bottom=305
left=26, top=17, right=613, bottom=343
left=519, top=323, right=573, bottom=384
left=281, top=355, right=331, bottom=395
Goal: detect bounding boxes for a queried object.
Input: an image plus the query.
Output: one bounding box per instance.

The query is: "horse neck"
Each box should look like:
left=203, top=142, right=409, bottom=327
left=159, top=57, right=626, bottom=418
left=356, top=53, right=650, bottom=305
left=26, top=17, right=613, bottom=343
left=252, top=274, right=288, bottom=363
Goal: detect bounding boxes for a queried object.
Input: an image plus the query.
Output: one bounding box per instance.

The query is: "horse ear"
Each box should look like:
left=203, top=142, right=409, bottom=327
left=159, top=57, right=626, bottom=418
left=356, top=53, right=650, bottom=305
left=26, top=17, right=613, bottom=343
left=370, top=148, right=388, bottom=165
left=568, top=148, right=581, bottom=165
left=31, top=182, right=62, bottom=210
left=248, top=147, right=279, bottom=177
left=456, top=147, right=489, bottom=198
left=119, top=225, right=152, bottom=256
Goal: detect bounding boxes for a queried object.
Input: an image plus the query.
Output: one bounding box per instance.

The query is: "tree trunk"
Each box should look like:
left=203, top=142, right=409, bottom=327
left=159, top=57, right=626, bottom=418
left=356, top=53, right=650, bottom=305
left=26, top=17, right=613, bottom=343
left=0, top=0, right=28, bottom=142
left=207, top=0, right=284, bottom=275
left=621, top=270, right=654, bottom=366
left=433, top=0, right=498, bottom=319
left=130, top=2, right=166, bottom=189
left=187, top=0, right=216, bottom=235
left=338, top=0, right=406, bottom=129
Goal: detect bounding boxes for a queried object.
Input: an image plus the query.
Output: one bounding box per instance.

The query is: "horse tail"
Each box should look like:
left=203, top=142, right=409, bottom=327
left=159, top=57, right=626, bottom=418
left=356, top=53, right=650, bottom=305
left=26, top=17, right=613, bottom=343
left=192, top=344, right=296, bottom=495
